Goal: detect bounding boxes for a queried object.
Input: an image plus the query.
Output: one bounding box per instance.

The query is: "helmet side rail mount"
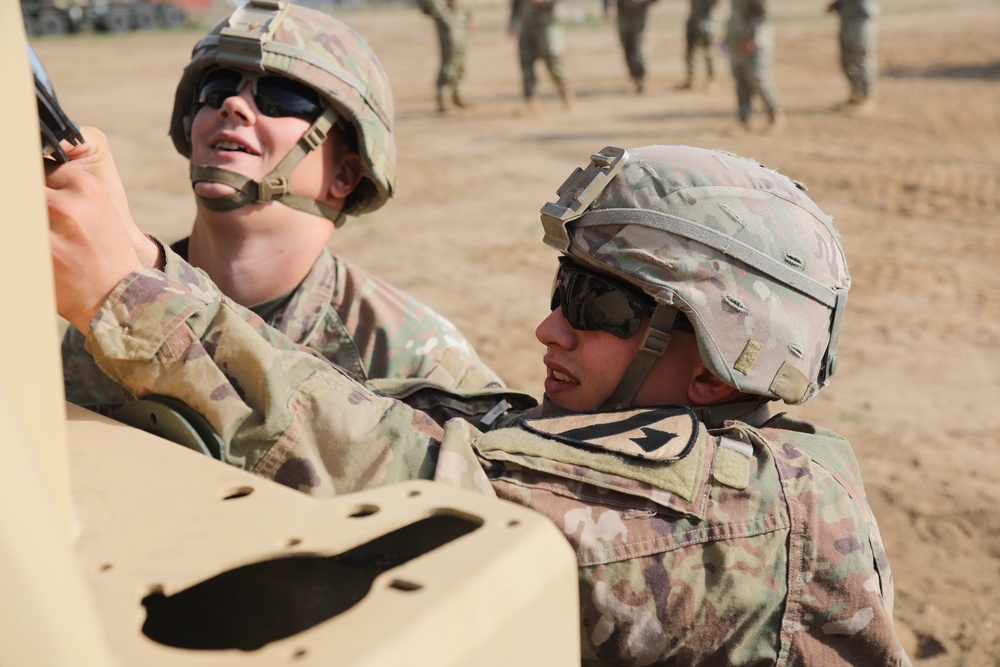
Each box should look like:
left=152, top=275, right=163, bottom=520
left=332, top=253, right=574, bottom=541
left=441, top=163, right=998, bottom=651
left=540, top=146, right=629, bottom=252
left=216, top=0, right=286, bottom=70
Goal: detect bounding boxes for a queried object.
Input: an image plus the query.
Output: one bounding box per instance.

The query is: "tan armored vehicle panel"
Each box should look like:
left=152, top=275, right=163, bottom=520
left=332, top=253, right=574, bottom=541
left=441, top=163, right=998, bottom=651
left=3, top=3, right=580, bottom=664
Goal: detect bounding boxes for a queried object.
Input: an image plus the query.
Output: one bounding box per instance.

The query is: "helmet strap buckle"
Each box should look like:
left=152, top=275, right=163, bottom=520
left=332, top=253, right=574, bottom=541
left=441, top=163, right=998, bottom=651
left=257, top=176, right=289, bottom=201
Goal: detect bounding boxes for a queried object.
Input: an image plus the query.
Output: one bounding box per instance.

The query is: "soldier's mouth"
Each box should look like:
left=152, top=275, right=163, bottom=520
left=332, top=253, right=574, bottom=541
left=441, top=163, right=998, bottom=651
left=213, top=140, right=257, bottom=155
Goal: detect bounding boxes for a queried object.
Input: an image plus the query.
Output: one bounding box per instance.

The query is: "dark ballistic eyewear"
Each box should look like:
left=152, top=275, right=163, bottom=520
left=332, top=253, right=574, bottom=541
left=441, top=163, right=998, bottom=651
left=550, top=258, right=657, bottom=339
left=197, top=68, right=324, bottom=122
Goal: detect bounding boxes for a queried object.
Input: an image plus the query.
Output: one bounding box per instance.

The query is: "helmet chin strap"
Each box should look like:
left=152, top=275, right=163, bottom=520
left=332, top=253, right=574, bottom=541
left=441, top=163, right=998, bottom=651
left=600, top=303, right=679, bottom=411
left=189, top=106, right=348, bottom=227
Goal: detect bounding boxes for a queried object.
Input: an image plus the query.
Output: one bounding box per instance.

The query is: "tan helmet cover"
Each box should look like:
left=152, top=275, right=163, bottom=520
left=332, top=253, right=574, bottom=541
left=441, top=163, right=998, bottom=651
left=168, top=0, right=396, bottom=216
left=542, top=145, right=851, bottom=405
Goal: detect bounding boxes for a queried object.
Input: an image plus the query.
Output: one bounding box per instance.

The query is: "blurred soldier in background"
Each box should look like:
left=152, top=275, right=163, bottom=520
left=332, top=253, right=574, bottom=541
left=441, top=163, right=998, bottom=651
left=827, top=0, right=879, bottom=113
left=509, top=0, right=575, bottom=112
left=725, top=0, right=784, bottom=130
left=418, top=0, right=476, bottom=112
left=603, top=0, right=658, bottom=94
left=61, top=0, right=505, bottom=416
left=678, top=0, right=718, bottom=90
left=48, top=137, right=913, bottom=665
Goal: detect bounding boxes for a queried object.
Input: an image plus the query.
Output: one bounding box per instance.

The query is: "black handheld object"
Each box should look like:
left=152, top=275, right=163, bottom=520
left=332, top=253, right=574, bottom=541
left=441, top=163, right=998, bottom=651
left=28, top=44, right=84, bottom=163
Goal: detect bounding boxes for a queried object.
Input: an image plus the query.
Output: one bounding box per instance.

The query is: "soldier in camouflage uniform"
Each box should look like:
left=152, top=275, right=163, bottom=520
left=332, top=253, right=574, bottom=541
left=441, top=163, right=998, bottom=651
left=827, top=0, right=879, bottom=112
left=679, top=0, right=718, bottom=90
left=60, top=0, right=504, bottom=416
left=603, top=0, right=658, bottom=94
left=49, top=136, right=912, bottom=664
left=725, top=0, right=784, bottom=130
left=418, top=0, right=475, bottom=112
left=509, top=0, right=575, bottom=112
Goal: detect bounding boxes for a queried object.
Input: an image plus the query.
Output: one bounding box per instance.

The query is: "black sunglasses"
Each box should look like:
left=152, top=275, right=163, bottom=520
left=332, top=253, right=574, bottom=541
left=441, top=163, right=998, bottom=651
left=197, top=68, right=324, bottom=122
left=550, top=258, right=657, bottom=339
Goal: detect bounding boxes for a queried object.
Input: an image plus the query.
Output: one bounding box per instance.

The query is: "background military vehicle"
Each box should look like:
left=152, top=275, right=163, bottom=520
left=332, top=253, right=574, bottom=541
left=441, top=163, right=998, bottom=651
left=4, top=2, right=579, bottom=663
left=22, top=0, right=189, bottom=36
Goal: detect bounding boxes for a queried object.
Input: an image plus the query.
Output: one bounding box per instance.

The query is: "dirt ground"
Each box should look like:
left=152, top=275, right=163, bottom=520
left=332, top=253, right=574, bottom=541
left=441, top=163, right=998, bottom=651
left=31, top=0, right=1000, bottom=663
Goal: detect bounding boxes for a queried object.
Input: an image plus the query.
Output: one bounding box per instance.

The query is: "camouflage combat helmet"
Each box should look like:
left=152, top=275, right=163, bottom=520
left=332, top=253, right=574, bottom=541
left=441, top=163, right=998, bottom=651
left=541, top=145, right=850, bottom=411
left=169, top=0, right=397, bottom=226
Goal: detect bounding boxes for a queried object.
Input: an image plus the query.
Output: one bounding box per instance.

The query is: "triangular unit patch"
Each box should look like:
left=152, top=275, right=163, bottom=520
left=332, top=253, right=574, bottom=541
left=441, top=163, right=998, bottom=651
left=521, top=406, right=699, bottom=462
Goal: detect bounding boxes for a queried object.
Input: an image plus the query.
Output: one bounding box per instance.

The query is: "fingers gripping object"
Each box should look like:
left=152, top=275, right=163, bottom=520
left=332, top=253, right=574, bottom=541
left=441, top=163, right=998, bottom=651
left=29, top=43, right=83, bottom=163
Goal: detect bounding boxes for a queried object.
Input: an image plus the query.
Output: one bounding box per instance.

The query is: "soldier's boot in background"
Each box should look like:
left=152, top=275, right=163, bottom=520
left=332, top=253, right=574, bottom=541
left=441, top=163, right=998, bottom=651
left=523, top=94, right=541, bottom=114
left=767, top=109, right=786, bottom=132
left=848, top=94, right=876, bottom=115
left=436, top=87, right=447, bottom=113
left=677, top=72, right=694, bottom=90
left=452, top=88, right=469, bottom=109
left=738, top=114, right=751, bottom=131
left=559, top=87, right=576, bottom=110
left=633, top=76, right=645, bottom=94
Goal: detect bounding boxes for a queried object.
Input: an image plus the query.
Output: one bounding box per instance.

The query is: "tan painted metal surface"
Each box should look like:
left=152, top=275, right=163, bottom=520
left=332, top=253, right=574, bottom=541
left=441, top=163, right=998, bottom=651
left=68, top=405, right=580, bottom=666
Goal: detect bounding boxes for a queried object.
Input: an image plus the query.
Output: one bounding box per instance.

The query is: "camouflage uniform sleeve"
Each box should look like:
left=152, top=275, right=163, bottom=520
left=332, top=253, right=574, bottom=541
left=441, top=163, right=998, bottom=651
left=83, top=267, right=495, bottom=499
left=61, top=325, right=132, bottom=414
left=61, top=238, right=196, bottom=414
left=762, top=415, right=912, bottom=666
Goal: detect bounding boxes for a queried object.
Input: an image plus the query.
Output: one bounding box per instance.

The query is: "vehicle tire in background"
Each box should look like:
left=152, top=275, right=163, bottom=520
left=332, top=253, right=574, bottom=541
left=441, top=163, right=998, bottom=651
left=36, top=10, right=69, bottom=36
left=95, top=5, right=132, bottom=33
left=157, top=3, right=187, bottom=29
left=133, top=4, right=158, bottom=30
left=23, top=14, right=40, bottom=36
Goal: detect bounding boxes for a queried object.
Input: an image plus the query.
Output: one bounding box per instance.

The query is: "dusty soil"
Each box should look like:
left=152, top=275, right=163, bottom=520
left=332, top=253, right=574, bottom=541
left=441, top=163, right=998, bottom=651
left=32, top=0, right=1000, bottom=663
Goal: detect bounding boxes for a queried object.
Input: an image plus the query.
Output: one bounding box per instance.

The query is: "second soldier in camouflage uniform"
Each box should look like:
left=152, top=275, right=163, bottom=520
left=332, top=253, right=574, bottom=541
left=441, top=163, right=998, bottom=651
left=60, top=1, right=504, bottom=416
left=603, top=0, right=658, bottom=94
left=418, top=0, right=475, bottom=112
left=725, top=0, right=784, bottom=130
left=50, top=136, right=913, bottom=665
left=827, top=0, right=879, bottom=111
left=509, top=0, right=575, bottom=112
left=679, top=0, right=718, bottom=89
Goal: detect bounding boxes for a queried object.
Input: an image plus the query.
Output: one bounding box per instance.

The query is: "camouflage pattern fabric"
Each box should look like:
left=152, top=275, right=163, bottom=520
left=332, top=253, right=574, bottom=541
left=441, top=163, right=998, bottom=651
left=480, top=410, right=910, bottom=665
left=62, top=240, right=504, bottom=415
left=725, top=0, right=782, bottom=121
left=556, top=146, right=849, bottom=405
left=684, top=0, right=717, bottom=80
left=78, top=256, right=908, bottom=665
left=509, top=0, right=570, bottom=98
left=420, top=0, right=473, bottom=97
left=833, top=0, right=879, bottom=99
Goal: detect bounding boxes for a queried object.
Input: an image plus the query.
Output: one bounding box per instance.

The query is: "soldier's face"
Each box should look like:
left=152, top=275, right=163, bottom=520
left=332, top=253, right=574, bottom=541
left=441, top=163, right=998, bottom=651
left=535, top=307, right=702, bottom=413
left=189, top=83, right=338, bottom=204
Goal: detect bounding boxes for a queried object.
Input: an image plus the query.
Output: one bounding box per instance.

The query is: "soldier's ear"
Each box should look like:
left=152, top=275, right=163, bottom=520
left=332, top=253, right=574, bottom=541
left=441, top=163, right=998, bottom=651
left=327, top=151, right=363, bottom=201
left=687, top=366, right=744, bottom=406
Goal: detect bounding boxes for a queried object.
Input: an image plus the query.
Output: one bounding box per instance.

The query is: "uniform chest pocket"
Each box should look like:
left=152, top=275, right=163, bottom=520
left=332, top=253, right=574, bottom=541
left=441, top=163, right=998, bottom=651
left=474, top=407, right=723, bottom=565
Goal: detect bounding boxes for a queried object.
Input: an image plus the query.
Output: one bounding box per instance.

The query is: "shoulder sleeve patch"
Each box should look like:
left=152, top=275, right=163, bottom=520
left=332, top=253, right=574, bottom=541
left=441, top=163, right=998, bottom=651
left=521, top=406, right=699, bottom=462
